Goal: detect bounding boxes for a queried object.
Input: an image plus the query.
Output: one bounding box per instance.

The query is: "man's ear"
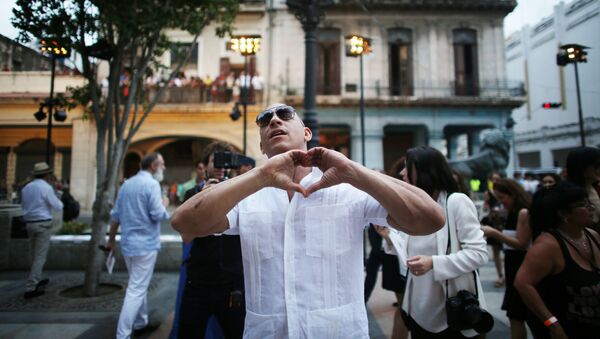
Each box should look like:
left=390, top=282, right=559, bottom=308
left=260, top=141, right=265, bottom=154
left=304, top=127, right=312, bottom=143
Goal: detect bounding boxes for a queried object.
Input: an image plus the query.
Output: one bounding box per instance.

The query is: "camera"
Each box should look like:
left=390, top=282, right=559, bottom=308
left=446, top=290, right=494, bottom=333
left=213, top=151, right=240, bottom=169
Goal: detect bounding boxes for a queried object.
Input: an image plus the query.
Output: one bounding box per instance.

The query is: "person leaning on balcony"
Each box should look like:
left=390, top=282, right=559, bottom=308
left=171, top=103, right=445, bottom=338
left=20, top=162, right=64, bottom=299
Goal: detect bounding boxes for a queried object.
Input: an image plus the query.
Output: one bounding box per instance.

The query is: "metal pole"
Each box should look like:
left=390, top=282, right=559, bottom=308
left=574, top=62, right=585, bottom=147
left=243, top=55, right=248, bottom=155
left=303, top=20, right=319, bottom=149
left=359, top=54, right=365, bottom=166
left=46, top=54, right=56, bottom=164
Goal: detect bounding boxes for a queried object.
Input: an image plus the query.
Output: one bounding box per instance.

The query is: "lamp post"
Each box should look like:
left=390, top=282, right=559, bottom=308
left=345, top=35, right=372, bottom=166
left=557, top=43, right=590, bottom=146
left=286, top=0, right=334, bottom=149
left=230, top=35, right=261, bottom=155
left=38, top=38, right=70, bottom=164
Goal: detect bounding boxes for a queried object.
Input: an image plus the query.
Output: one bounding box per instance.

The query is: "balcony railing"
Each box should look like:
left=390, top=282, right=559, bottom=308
left=144, top=86, right=263, bottom=104
left=285, top=80, right=526, bottom=100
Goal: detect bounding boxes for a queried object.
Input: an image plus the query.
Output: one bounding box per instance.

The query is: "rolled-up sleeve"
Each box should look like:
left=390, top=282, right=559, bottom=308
left=224, top=204, right=240, bottom=235
left=148, top=182, right=170, bottom=222
left=46, top=187, right=64, bottom=212
left=111, top=187, right=122, bottom=223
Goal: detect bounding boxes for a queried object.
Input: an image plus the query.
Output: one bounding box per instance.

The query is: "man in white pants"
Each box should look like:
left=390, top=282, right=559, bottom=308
left=107, top=153, right=170, bottom=338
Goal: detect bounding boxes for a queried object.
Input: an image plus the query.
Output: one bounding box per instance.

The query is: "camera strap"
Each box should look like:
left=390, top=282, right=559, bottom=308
left=444, top=193, right=479, bottom=299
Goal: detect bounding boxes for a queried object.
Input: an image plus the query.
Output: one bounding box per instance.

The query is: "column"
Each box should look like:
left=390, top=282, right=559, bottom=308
left=428, top=129, right=446, bottom=156
left=467, top=130, right=481, bottom=156
left=447, top=134, right=459, bottom=160
left=6, top=148, right=17, bottom=201
left=54, top=151, right=63, bottom=181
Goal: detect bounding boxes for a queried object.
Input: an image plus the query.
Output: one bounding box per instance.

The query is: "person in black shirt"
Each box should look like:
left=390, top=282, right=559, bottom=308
left=183, top=161, right=206, bottom=202
left=177, top=142, right=245, bottom=339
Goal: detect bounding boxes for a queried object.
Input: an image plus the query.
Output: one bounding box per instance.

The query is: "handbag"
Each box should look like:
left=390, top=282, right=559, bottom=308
left=444, top=193, right=494, bottom=334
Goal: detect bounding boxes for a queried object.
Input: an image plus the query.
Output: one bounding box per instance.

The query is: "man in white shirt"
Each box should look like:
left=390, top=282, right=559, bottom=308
left=20, top=162, right=63, bottom=299
left=172, top=103, right=445, bottom=338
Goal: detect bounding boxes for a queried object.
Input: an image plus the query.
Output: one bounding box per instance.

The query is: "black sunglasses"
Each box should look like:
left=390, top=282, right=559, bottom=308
left=256, top=105, right=296, bottom=128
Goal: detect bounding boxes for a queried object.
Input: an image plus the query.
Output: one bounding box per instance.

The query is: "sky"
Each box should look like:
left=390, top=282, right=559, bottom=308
left=0, top=0, right=565, bottom=41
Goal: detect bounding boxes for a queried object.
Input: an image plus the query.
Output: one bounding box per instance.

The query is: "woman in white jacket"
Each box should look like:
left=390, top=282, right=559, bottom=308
left=396, top=146, right=489, bottom=338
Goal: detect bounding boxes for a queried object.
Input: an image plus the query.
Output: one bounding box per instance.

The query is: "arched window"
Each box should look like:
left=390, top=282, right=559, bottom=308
left=317, top=28, right=341, bottom=95
left=453, top=28, right=479, bottom=96
left=388, top=28, right=413, bottom=96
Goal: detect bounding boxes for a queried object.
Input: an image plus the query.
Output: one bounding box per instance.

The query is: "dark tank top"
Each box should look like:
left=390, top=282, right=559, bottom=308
left=538, top=229, right=600, bottom=338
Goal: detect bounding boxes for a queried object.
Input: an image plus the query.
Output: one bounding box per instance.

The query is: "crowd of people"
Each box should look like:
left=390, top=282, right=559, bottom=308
left=15, top=101, right=600, bottom=338
left=106, top=69, right=265, bottom=104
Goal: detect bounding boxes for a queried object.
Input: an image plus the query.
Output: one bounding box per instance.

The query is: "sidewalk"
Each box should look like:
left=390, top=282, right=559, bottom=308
left=0, top=250, right=511, bottom=339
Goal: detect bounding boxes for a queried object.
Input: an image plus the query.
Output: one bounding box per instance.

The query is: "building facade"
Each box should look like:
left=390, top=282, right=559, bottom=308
left=0, top=0, right=521, bottom=208
left=506, top=0, right=600, bottom=170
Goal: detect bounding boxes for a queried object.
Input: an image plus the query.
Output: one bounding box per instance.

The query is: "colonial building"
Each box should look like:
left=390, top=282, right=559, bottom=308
left=0, top=0, right=522, bottom=208
left=506, top=0, right=600, bottom=169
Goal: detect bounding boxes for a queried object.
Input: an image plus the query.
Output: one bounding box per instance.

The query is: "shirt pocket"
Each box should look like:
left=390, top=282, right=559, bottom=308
left=305, top=204, right=353, bottom=257
left=306, top=302, right=369, bottom=339
left=244, top=310, right=276, bottom=339
left=240, top=211, right=274, bottom=260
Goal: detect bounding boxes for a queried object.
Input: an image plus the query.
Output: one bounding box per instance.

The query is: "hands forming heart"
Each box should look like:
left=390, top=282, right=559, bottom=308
left=262, top=147, right=356, bottom=198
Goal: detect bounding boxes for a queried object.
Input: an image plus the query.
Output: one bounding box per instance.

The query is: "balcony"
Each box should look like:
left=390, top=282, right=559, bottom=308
left=282, top=80, right=526, bottom=108
left=144, top=85, right=262, bottom=105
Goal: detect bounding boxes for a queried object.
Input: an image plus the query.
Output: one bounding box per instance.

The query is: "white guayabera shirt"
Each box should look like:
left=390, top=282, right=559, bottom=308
left=226, top=167, right=390, bottom=339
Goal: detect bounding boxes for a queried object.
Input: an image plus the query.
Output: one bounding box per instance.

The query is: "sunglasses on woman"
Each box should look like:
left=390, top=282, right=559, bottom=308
left=256, top=105, right=296, bottom=128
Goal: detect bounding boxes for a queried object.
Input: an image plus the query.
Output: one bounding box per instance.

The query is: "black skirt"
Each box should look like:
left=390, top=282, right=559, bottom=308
left=381, top=253, right=407, bottom=293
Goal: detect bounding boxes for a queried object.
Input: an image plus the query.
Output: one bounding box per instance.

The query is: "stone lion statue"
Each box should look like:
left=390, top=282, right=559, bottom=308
left=449, top=129, right=510, bottom=179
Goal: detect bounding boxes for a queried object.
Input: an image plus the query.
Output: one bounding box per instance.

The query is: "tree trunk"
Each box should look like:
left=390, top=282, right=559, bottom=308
left=83, top=138, right=127, bottom=297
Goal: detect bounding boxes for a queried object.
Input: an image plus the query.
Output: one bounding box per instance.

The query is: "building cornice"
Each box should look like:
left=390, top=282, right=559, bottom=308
left=330, top=0, right=517, bottom=13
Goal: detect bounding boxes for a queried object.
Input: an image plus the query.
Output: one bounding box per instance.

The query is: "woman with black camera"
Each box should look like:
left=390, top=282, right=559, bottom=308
left=398, top=146, right=489, bottom=339
left=515, top=181, right=600, bottom=339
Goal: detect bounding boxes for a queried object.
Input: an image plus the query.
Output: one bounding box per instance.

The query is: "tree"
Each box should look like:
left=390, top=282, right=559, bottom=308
left=12, top=0, right=238, bottom=296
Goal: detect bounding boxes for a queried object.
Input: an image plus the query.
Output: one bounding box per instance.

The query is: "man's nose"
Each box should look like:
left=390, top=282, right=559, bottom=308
left=269, top=114, right=284, bottom=126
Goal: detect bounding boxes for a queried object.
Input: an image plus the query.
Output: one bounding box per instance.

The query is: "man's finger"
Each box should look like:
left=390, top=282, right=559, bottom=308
left=305, top=180, right=327, bottom=196
left=286, top=182, right=308, bottom=197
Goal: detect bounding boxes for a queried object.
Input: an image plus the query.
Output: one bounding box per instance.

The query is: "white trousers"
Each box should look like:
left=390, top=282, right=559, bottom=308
left=116, top=251, right=158, bottom=339
left=25, top=221, right=53, bottom=291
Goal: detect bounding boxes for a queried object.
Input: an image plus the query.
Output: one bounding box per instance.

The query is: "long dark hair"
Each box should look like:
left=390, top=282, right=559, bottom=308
left=405, top=146, right=457, bottom=197
left=566, top=146, right=600, bottom=187
left=531, top=181, right=588, bottom=233
left=388, top=157, right=405, bottom=180
left=492, top=178, right=531, bottom=213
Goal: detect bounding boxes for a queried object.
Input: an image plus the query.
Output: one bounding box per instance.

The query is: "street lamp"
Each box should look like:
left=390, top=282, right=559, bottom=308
left=38, top=38, right=70, bottom=164
left=557, top=43, right=590, bottom=146
left=286, top=0, right=335, bottom=149
left=345, top=35, right=372, bottom=166
left=230, top=35, right=261, bottom=155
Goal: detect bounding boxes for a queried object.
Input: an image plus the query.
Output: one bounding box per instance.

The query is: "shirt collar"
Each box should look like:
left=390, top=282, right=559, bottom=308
left=139, top=170, right=153, bottom=178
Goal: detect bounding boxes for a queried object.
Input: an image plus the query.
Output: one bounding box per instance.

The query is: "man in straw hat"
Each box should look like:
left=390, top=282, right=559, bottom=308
left=20, top=162, right=63, bottom=299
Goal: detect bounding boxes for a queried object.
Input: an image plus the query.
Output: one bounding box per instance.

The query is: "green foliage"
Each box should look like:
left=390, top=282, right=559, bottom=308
left=58, top=221, right=90, bottom=235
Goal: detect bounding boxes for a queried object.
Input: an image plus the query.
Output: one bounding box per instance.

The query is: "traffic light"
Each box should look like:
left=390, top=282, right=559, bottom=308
left=542, top=102, right=561, bottom=109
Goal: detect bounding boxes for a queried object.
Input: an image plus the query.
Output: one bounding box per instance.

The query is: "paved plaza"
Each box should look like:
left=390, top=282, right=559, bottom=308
left=0, top=244, right=512, bottom=339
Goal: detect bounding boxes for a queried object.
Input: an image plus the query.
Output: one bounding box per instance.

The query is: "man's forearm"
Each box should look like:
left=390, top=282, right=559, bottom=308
left=172, top=167, right=267, bottom=237
left=108, top=221, right=119, bottom=243
left=350, top=164, right=445, bottom=235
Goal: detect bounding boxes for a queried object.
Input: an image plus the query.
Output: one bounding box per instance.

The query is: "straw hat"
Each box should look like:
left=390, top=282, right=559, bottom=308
left=32, top=162, right=53, bottom=175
